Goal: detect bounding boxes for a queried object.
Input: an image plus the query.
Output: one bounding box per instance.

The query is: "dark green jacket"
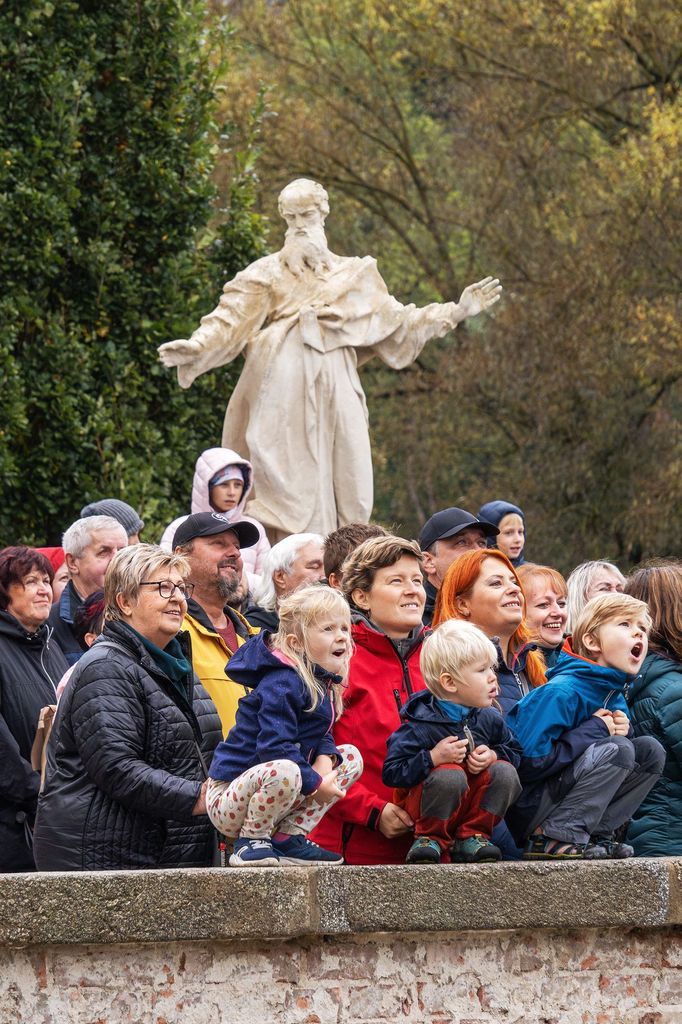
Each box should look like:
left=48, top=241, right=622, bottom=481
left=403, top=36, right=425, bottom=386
left=626, top=651, right=682, bottom=856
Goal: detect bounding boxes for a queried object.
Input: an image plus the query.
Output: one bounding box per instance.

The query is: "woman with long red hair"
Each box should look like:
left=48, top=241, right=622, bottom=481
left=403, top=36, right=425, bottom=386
left=433, top=549, right=545, bottom=714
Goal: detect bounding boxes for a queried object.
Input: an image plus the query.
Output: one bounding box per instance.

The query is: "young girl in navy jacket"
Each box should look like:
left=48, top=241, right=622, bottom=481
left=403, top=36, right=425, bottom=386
left=207, top=586, right=363, bottom=867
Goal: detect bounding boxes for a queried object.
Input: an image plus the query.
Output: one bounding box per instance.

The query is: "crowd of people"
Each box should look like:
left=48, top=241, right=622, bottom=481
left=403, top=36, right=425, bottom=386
left=1, top=444, right=680, bottom=874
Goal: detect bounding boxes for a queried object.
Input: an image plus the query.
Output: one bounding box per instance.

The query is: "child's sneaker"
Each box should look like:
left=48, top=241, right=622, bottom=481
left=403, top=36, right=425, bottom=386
left=589, top=833, right=635, bottom=859
left=406, top=837, right=442, bottom=864
left=271, top=834, right=343, bottom=865
left=523, top=833, right=585, bottom=860
left=229, top=837, right=280, bottom=867
left=451, top=834, right=502, bottom=863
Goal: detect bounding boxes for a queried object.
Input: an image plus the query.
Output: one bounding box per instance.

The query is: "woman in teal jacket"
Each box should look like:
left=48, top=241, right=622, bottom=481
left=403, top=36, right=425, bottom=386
left=625, top=562, right=682, bottom=856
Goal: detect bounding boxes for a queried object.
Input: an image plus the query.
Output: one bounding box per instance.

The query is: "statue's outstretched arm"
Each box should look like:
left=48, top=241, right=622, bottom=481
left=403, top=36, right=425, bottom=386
left=158, top=273, right=271, bottom=389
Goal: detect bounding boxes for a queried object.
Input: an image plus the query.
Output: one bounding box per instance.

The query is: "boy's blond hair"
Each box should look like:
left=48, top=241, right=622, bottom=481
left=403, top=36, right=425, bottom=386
left=420, top=620, right=498, bottom=700
left=572, top=593, right=651, bottom=659
left=273, top=584, right=351, bottom=716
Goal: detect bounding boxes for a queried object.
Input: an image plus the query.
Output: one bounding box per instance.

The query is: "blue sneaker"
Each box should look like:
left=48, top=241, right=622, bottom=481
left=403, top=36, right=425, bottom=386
left=271, top=834, right=343, bottom=865
left=229, top=837, right=280, bottom=867
left=406, top=837, right=442, bottom=864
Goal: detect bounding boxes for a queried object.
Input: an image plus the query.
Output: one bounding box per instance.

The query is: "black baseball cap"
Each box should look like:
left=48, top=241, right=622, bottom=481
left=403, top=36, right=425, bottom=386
left=419, top=507, right=499, bottom=551
left=173, top=512, right=260, bottom=550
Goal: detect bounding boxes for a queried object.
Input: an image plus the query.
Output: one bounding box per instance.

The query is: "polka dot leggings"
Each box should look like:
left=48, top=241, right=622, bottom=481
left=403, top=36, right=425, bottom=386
left=206, top=745, right=363, bottom=840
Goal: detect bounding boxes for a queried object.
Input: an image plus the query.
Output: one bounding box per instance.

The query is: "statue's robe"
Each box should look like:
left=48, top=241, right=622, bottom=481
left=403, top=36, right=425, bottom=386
left=176, top=252, right=457, bottom=537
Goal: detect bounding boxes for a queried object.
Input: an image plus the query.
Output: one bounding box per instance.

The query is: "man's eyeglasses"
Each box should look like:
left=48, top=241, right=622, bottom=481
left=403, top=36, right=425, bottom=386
left=139, top=580, right=194, bottom=600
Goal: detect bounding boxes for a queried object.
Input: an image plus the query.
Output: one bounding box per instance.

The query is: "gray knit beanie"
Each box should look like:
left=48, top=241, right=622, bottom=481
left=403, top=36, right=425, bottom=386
left=80, top=498, right=144, bottom=537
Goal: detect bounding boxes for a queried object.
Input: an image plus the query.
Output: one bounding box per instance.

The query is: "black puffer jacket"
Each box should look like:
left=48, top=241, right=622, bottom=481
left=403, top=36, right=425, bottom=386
left=0, top=612, right=68, bottom=871
left=33, top=621, right=221, bottom=871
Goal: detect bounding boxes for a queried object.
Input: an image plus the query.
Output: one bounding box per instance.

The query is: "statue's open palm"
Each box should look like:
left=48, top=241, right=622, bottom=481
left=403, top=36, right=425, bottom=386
left=457, top=277, right=502, bottom=319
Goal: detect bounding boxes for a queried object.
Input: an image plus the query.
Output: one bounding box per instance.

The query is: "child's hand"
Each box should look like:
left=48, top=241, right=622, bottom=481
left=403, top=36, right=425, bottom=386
left=593, top=709, right=617, bottom=735
left=430, top=735, right=469, bottom=766
left=466, top=745, right=497, bottom=775
left=312, top=754, right=335, bottom=776
left=378, top=802, right=414, bottom=838
left=312, top=770, right=345, bottom=805
left=611, top=710, right=631, bottom=736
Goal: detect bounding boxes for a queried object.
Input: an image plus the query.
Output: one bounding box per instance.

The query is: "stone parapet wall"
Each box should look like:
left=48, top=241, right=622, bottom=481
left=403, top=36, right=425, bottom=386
left=2, top=860, right=682, bottom=1023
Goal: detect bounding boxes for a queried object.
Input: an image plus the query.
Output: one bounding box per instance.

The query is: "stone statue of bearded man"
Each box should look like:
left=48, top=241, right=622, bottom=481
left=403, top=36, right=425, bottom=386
left=159, top=179, right=501, bottom=540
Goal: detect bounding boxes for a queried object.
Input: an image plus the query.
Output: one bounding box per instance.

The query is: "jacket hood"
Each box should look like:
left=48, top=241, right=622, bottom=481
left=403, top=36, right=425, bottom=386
left=191, top=447, right=253, bottom=521
left=477, top=500, right=525, bottom=527
left=0, top=609, right=51, bottom=646
left=547, top=642, right=634, bottom=696
left=225, top=631, right=340, bottom=689
left=627, top=650, right=682, bottom=700
left=477, top=501, right=526, bottom=566
left=400, top=688, right=475, bottom=725
left=351, top=615, right=427, bottom=661
left=185, top=597, right=252, bottom=641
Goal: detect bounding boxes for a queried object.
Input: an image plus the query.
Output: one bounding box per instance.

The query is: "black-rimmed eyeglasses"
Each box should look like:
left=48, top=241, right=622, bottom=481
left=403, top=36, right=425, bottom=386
left=139, top=580, right=194, bottom=600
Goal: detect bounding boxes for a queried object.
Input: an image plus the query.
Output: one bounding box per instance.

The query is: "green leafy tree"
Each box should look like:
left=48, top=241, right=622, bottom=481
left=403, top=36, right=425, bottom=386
left=223, top=0, right=682, bottom=571
left=0, top=0, right=266, bottom=546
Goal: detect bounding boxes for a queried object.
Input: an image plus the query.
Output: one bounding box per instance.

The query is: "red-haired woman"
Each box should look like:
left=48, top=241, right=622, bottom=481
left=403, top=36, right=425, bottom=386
left=433, top=549, right=545, bottom=715
left=517, top=564, right=568, bottom=671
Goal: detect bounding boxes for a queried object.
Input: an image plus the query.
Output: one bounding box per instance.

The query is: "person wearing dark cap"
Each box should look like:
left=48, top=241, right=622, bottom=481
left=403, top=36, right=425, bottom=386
left=477, top=500, right=526, bottom=568
left=81, top=498, right=144, bottom=544
left=419, top=508, right=499, bottom=626
left=173, top=512, right=261, bottom=736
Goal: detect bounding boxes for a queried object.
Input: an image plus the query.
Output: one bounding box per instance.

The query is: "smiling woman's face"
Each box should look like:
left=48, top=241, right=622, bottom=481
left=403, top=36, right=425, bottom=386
left=119, top=569, right=188, bottom=649
left=352, top=555, right=425, bottom=639
left=457, top=556, right=524, bottom=639
left=524, top=578, right=568, bottom=648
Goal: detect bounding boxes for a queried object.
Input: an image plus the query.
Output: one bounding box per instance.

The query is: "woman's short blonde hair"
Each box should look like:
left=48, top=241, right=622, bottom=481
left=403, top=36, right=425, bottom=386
left=341, top=535, right=422, bottom=605
left=572, top=593, right=652, bottom=659
left=104, top=544, right=190, bottom=623
left=420, top=619, right=498, bottom=700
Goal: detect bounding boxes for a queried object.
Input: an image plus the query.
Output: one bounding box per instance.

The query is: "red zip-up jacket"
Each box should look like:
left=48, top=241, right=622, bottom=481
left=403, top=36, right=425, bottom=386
left=310, top=618, right=427, bottom=864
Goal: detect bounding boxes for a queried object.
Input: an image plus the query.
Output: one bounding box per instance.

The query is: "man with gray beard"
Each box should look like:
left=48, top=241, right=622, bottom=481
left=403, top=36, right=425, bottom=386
left=173, top=513, right=260, bottom=736
left=159, top=179, right=501, bottom=540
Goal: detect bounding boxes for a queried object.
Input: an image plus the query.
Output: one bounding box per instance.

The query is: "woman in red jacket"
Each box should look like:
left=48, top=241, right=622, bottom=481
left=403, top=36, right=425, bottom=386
left=310, top=535, right=428, bottom=864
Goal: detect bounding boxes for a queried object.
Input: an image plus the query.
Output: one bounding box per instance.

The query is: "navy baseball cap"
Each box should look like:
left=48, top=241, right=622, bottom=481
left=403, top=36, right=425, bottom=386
left=419, top=507, right=499, bottom=551
left=173, top=512, right=259, bottom=550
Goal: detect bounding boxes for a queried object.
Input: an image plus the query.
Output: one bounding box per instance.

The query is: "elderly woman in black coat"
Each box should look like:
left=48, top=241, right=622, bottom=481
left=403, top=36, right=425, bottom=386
left=0, top=546, right=68, bottom=871
left=34, top=544, right=221, bottom=871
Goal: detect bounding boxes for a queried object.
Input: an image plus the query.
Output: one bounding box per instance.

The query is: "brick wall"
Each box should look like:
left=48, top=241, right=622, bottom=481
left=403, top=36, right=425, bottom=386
left=2, top=928, right=682, bottom=1024
left=2, top=862, right=682, bottom=1024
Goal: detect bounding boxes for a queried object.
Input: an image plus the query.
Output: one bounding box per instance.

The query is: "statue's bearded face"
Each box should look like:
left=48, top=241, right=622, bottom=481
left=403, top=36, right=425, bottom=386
left=280, top=203, right=331, bottom=277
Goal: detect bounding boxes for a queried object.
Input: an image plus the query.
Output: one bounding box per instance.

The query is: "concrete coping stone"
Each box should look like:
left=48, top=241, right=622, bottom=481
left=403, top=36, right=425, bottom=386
left=1, top=859, right=681, bottom=948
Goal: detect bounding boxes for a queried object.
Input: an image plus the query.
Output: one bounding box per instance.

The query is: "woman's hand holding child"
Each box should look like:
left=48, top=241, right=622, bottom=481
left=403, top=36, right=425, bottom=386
left=430, top=736, right=469, bottom=767
left=192, top=779, right=208, bottom=816
left=466, top=745, right=497, bottom=775
left=378, top=803, right=414, bottom=838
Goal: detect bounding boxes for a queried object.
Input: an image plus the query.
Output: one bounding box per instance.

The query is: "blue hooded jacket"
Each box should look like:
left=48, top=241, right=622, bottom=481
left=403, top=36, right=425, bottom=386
left=504, top=646, right=634, bottom=842
left=477, top=500, right=526, bottom=567
left=209, top=632, right=342, bottom=795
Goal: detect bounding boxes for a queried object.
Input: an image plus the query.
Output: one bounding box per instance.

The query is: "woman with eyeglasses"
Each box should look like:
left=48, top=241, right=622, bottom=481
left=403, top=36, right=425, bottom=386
left=33, top=545, right=221, bottom=871
left=0, top=546, right=68, bottom=871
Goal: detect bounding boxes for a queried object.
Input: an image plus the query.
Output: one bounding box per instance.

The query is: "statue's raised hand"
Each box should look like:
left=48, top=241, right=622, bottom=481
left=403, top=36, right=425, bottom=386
left=457, top=277, right=502, bottom=320
left=157, top=338, right=202, bottom=368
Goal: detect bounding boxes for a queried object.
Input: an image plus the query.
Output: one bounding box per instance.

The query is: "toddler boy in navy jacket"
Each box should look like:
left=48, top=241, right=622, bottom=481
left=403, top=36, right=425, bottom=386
left=507, top=593, right=665, bottom=860
left=383, top=620, right=522, bottom=864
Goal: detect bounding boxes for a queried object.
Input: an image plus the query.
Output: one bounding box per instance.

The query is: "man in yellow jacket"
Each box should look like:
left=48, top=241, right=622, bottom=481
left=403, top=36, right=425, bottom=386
left=173, top=512, right=260, bottom=736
